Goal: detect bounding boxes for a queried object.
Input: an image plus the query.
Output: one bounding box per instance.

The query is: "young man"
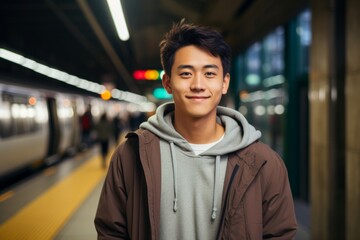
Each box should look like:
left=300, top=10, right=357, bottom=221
left=95, top=19, right=297, bottom=239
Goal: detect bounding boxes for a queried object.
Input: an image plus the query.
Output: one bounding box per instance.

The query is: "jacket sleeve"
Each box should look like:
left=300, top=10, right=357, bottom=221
left=94, top=145, right=130, bottom=239
left=262, top=151, right=298, bottom=239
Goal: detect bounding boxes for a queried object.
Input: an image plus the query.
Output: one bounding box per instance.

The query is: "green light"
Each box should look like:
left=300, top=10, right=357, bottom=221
left=153, top=88, right=172, bottom=99
left=245, top=73, right=261, bottom=86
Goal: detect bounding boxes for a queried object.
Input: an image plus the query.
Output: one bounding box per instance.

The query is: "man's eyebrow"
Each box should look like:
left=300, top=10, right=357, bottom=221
left=177, top=64, right=194, bottom=70
left=176, top=64, right=219, bottom=70
left=203, top=64, right=219, bottom=69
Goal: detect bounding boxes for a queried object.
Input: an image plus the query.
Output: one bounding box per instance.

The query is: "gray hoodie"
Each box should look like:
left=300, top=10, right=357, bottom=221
left=140, top=102, right=261, bottom=239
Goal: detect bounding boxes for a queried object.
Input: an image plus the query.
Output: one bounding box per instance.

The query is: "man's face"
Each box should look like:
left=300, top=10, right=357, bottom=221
left=162, top=45, right=230, bottom=120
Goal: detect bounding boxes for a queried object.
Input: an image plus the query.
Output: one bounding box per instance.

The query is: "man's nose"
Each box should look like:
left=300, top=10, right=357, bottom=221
left=190, top=74, right=205, bottom=90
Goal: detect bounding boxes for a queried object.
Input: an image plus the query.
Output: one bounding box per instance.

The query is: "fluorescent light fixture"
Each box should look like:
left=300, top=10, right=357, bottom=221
left=0, top=48, right=24, bottom=64
left=106, top=0, right=130, bottom=41
left=0, top=48, right=150, bottom=105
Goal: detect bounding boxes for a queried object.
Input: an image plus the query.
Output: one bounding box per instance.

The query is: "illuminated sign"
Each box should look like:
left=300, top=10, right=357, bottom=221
left=133, top=70, right=164, bottom=80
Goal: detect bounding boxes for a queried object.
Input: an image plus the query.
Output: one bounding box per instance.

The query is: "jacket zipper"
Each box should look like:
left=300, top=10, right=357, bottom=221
left=216, top=164, right=240, bottom=240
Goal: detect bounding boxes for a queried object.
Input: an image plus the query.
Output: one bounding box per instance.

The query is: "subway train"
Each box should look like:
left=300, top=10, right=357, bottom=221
left=0, top=81, right=124, bottom=191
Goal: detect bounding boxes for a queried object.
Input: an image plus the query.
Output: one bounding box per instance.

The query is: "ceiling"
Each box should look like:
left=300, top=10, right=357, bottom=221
left=0, top=0, right=308, bottom=99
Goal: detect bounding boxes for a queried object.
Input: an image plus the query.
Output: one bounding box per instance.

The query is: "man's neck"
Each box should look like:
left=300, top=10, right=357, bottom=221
left=173, top=113, right=224, bottom=144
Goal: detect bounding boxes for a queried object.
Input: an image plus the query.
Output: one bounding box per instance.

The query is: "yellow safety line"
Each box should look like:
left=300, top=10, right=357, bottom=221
left=0, top=154, right=107, bottom=240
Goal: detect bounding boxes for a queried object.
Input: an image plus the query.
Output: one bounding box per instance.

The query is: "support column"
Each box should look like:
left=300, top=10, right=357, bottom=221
left=310, top=0, right=345, bottom=239
left=346, top=0, right=360, bottom=238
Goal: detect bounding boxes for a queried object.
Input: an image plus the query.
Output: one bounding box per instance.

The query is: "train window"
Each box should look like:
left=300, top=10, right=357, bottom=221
left=297, top=10, right=312, bottom=74
left=0, top=92, right=42, bottom=138
left=263, top=27, right=285, bottom=78
left=235, top=26, right=286, bottom=156
left=244, top=42, right=262, bottom=89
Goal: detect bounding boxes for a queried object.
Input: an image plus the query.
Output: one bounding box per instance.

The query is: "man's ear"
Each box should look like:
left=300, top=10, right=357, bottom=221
left=162, top=74, right=172, bottom=93
left=222, top=73, right=230, bottom=94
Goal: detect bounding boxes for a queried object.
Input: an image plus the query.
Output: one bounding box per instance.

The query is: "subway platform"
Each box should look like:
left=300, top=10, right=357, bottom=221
left=0, top=145, right=310, bottom=240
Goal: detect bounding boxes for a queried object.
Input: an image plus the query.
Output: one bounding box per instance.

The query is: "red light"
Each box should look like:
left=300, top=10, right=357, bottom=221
left=133, top=70, right=146, bottom=80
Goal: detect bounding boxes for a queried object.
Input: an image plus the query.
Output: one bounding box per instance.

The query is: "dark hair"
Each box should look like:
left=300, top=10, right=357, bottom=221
left=159, top=19, right=231, bottom=77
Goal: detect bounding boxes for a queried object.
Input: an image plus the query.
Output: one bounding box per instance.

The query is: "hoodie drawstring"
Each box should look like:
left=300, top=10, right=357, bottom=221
left=169, top=141, right=220, bottom=220
left=212, top=155, right=220, bottom=220
left=169, top=141, right=178, bottom=212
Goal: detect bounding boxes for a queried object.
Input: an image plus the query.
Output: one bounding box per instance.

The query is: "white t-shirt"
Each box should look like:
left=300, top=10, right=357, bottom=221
left=188, top=134, right=225, bottom=155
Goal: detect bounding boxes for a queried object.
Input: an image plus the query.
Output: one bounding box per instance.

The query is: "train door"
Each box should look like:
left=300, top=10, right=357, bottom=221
left=46, top=97, right=61, bottom=164
left=56, top=95, right=80, bottom=155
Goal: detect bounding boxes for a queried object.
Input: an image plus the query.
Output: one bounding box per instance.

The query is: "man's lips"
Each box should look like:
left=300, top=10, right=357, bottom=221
left=186, top=96, right=210, bottom=99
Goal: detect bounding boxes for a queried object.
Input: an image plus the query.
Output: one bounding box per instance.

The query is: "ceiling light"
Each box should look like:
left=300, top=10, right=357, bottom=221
left=0, top=48, right=151, bottom=105
left=106, top=0, right=130, bottom=41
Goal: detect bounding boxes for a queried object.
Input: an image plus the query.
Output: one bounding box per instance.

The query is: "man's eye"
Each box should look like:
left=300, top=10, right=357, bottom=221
left=205, top=72, right=216, bottom=77
left=180, top=72, right=191, bottom=77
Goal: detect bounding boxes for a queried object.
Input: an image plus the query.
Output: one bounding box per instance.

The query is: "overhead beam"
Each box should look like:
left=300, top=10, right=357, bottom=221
left=159, top=0, right=200, bottom=21
left=76, top=0, right=139, bottom=93
left=44, top=0, right=111, bottom=71
left=201, top=0, right=246, bottom=26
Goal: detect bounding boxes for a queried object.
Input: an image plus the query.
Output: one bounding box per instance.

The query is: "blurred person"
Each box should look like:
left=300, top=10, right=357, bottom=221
left=80, top=105, right=93, bottom=149
left=95, top=113, right=114, bottom=168
left=113, top=115, right=123, bottom=144
left=95, top=19, right=297, bottom=239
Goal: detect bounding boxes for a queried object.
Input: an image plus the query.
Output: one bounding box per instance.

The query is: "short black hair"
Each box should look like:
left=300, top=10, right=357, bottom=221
left=159, top=19, right=231, bottom=77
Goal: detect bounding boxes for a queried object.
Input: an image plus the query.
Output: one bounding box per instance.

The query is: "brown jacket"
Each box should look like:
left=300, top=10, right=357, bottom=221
left=95, top=129, right=297, bottom=239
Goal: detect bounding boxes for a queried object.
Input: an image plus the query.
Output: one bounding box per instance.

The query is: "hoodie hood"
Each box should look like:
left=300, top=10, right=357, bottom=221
left=140, top=102, right=261, bottom=155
